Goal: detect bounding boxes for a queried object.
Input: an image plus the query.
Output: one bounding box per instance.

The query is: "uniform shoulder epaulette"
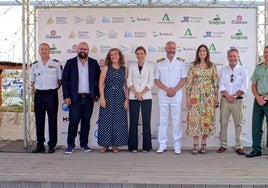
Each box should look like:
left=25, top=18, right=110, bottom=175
left=30, top=60, right=38, bottom=67
left=53, top=59, right=59, bottom=62
left=257, top=62, right=264, bottom=66
left=157, top=58, right=165, bottom=63
left=177, top=57, right=185, bottom=62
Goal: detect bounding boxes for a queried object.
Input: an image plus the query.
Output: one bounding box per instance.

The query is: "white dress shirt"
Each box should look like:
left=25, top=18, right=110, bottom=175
left=77, top=57, right=90, bottom=94
left=219, top=64, right=248, bottom=95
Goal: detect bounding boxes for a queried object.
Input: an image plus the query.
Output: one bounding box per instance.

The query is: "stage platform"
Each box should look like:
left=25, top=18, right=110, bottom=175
left=0, top=141, right=267, bottom=188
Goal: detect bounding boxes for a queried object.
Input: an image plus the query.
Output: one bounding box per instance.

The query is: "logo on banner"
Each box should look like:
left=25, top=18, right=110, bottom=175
left=102, top=16, right=124, bottom=23
left=209, top=43, right=221, bottom=54
left=98, top=59, right=105, bottom=67
left=56, top=16, right=68, bottom=24
left=124, top=31, right=133, bottom=38
left=46, top=30, right=61, bottom=39
left=148, top=46, right=156, bottom=53
left=157, top=13, right=175, bottom=24
left=94, top=130, right=98, bottom=138
left=209, top=14, right=226, bottom=25
left=108, top=30, right=118, bottom=38
left=157, top=46, right=165, bottom=52
left=69, top=31, right=76, bottom=39
left=180, top=28, right=197, bottom=39
left=46, top=17, right=54, bottom=24
left=96, top=30, right=106, bottom=38
left=177, top=46, right=183, bottom=52
left=74, top=16, right=84, bottom=24
left=182, top=46, right=196, bottom=51
left=230, top=46, right=249, bottom=53
left=203, top=31, right=224, bottom=38
left=62, top=103, right=69, bottom=112
left=134, top=32, right=147, bottom=38
left=180, top=16, right=202, bottom=23
left=62, top=117, right=69, bottom=122
left=181, top=16, right=189, bottom=22
left=119, top=45, right=129, bottom=52
left=232, top=15, right=248, bottom=24
left=153, top=31, right=173, bottom=37
left=86, top=16, right=96, bottom=24
left=102, top=16, right=111, bottom=23
left=50, top=44, right=61, bottom=54
left=130, top=16, right=150, bottom=22
left=77, top=31, right=90, bottom=38
left=100, top=46, right=112, bottom=53
left=67, top=44, right=78, bottom=53
left=112, top=17, right=124, bottom=23
left=231, top=29, right=248, bottom=40
left=90, top=46, right=98, bottom=54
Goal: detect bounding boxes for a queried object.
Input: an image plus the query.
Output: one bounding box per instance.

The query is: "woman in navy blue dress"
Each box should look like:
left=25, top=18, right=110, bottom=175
left=98, top=48, right=128, bottom=153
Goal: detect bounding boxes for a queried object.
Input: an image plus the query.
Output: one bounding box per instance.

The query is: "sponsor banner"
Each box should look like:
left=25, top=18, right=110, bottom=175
left=38, top=7, right=257, bottom=148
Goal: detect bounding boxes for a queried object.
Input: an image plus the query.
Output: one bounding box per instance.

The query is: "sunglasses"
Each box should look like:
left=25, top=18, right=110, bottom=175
left=230, top=74, right=234, bottom=83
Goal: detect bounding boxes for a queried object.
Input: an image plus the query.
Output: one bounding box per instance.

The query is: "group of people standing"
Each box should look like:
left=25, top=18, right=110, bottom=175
left=30, top=41, right=268, bottom=158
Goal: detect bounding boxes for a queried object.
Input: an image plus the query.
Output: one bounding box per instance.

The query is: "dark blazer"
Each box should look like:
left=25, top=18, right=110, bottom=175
left=62, top=56, right=101, bottom=103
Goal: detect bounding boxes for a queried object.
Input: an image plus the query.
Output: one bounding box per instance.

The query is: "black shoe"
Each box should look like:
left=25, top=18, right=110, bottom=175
left=48, top=147, right=55, bottom=153
left=245, top=151, right=261, bottom=158
left=32, top=147, right=45, bottom=153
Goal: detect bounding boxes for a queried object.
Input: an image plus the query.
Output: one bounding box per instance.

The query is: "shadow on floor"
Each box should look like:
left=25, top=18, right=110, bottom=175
left=0, top=140, right=62, bottom=153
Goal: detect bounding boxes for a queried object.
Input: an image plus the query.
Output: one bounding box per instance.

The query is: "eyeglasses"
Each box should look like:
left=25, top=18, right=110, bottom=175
left=230, top=74, right=234, bottom=83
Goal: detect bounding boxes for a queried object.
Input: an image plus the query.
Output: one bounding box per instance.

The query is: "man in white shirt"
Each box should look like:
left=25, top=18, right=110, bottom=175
left=217, top=48, right=248, bottom=155
left=62, top=42, right=101, bottom=154
left=31, top=43, right=62, bottom=153
left=154, top=41, right=187, bottom=154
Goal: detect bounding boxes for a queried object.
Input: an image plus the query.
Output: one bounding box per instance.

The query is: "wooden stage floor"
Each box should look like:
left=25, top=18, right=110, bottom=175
left=0, top=141, right=267, bottom=188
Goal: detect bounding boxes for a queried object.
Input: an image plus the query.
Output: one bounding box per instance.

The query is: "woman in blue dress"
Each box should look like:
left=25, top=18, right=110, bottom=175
left=98, top=48, right=129, bottom=153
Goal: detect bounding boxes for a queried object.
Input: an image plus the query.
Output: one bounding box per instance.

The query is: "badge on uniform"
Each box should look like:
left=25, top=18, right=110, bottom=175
left=48, top=65, right=56, bottom=69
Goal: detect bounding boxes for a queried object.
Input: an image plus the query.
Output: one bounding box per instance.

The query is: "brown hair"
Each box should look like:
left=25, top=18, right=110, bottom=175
left=135, top=46, right=147, bottom=54
left=105, top=48, right=126, bottom=66
left=193, top=44, right=212, bottom=68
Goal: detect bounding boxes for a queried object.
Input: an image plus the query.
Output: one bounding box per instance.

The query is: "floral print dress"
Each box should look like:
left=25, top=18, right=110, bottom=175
left=186, top=63, right=219, bottom=136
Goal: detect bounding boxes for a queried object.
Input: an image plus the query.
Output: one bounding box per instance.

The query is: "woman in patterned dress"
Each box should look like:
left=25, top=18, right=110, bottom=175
left=186, top=44, right=219, bottom=154
left=98, top=48, right=129, bottom=153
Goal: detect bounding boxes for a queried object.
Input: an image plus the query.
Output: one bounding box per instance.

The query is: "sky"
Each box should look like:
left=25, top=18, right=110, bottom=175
left=0, top=5, right=22, bottom=62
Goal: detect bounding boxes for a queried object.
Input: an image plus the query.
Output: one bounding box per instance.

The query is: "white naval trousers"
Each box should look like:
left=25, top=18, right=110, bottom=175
left=157, top=90, right=183, bottom=150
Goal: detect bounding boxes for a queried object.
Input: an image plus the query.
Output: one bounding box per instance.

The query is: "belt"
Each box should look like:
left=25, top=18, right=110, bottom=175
left=222, top=95, right=243, bottom=99
left=35, top=89, right=57, bottom=94
left=78, top=93, right=91, bottom=97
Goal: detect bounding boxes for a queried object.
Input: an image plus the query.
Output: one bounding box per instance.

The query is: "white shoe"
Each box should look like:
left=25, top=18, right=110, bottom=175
left=156, top=148, right=167, bottom=154
left=174, top=149, right=181, bottom=154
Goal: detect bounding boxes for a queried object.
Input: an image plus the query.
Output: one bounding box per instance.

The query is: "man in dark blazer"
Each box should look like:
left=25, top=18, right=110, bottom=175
left=62, top=42, right=101, bottom=154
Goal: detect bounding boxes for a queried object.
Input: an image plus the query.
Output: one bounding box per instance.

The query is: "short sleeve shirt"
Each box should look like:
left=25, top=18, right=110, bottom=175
left=30, top=58, right=62, bottom=90
left=251, top=63, right=268, bottom=95
left=155, top=57, right=187, bottom=89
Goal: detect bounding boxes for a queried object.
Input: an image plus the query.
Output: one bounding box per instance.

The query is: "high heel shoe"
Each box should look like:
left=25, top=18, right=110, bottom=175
left=192, top=144, right=199, bottom=155
left=200, top=144, right=207, bottom=154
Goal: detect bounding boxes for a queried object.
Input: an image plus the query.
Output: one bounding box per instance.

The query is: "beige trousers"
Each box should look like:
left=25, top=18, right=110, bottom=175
left=219, top=97, right=244, bottom=149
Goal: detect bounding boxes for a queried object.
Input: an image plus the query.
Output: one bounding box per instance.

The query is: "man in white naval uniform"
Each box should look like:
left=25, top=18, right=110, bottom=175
left=155, top=41, right=187, bottom=154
